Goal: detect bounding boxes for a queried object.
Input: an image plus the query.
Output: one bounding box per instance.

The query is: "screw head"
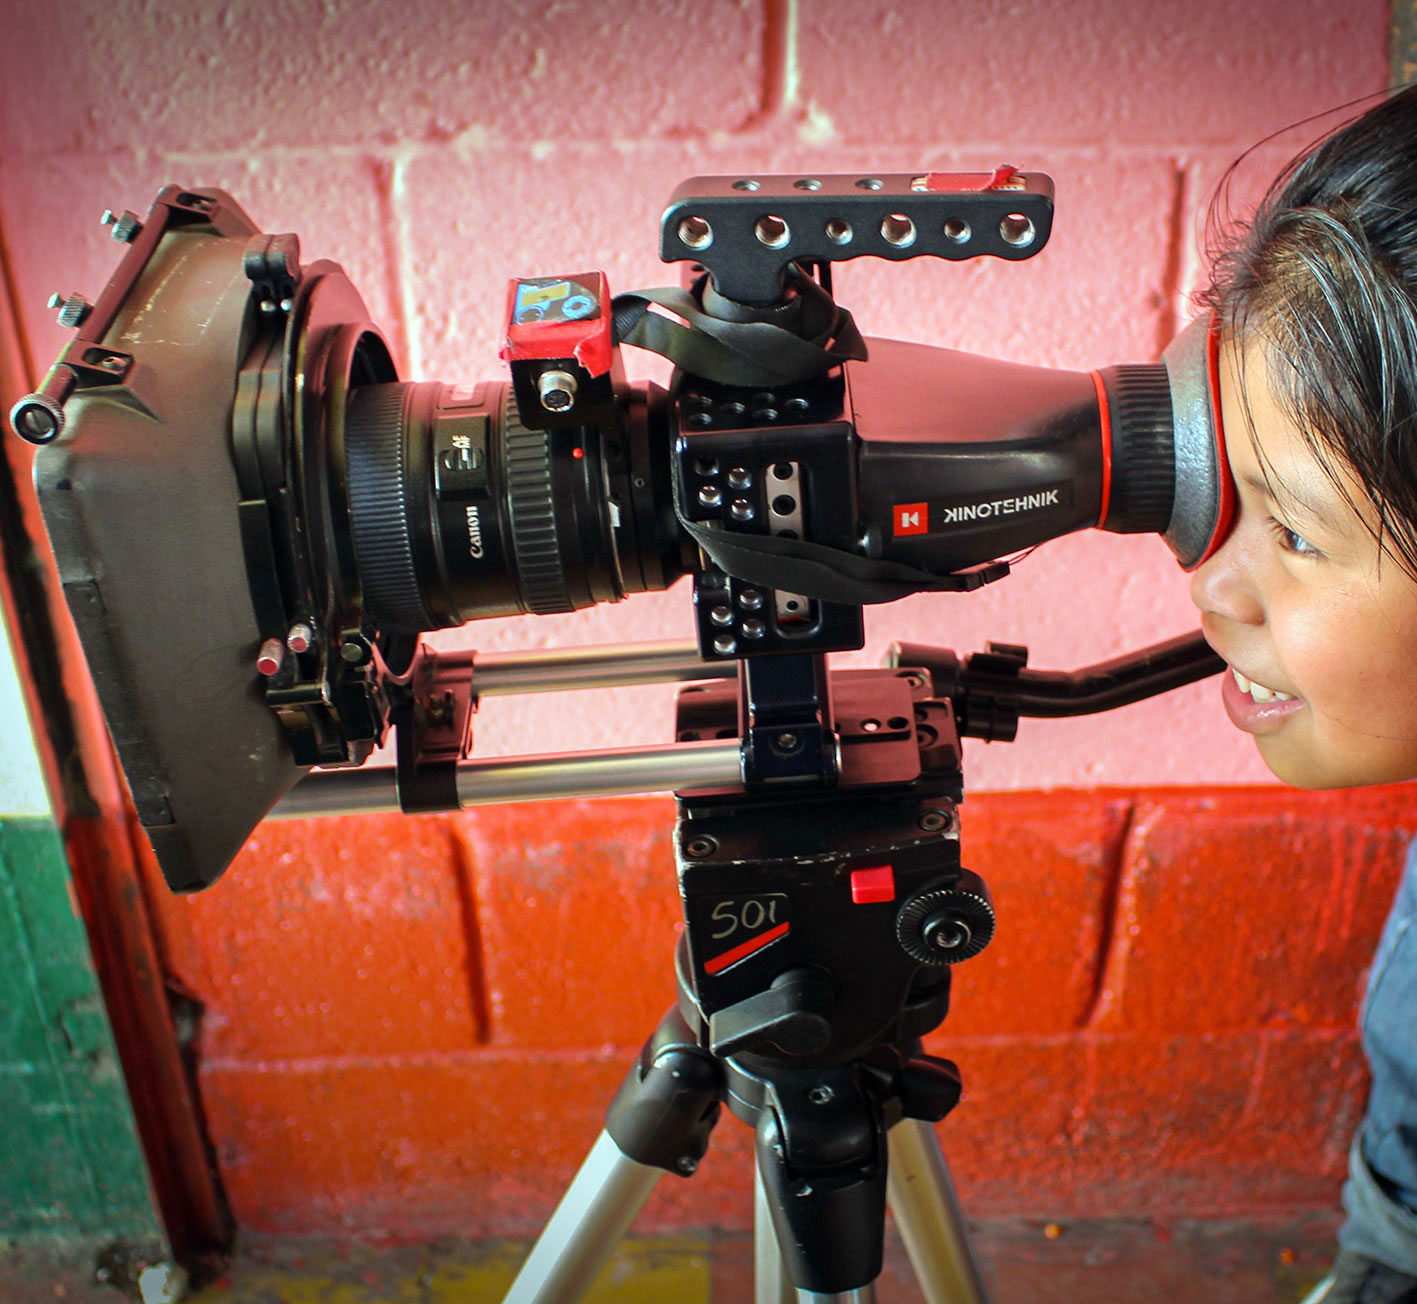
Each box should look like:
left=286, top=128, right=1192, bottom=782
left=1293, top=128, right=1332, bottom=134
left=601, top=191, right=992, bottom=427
left=676, top=1155, right=699, bottom=1175
left=807, top=1084, right=835, bottom=1105
left=538, top=369, right=578, bottom=413
left=102, top=208, right=143, bottom=242
left=11, top=397, right=63, bottom=444
left=919, top=809, right=950, bottom=832
left=684, top=836, right=718, bottom=859
left=922, top=912, right=971, bottom=954
left=55, top=293, right=92, bottom=329
left=774, top=732, right=799, bottom=752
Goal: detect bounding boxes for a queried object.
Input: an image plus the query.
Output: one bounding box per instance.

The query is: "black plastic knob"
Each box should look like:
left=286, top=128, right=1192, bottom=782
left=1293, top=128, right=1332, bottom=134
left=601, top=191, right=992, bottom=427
left=708, top=967, right=834, bottom=1058
left=895, top=872, right=995, bottom=965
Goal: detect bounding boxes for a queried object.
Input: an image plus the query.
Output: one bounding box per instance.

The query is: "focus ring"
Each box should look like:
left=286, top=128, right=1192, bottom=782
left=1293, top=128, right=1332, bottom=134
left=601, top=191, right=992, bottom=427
left=1099, top=364, right=1174, bottom=534
left=344, top=382, right=436, bottom=633
left=503, top=392, right=574, bottom=614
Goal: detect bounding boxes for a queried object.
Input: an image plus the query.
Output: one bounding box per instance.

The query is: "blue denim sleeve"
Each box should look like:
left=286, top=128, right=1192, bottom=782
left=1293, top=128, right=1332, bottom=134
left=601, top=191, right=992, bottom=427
left=1339, top=838, right=1417, bottom=1274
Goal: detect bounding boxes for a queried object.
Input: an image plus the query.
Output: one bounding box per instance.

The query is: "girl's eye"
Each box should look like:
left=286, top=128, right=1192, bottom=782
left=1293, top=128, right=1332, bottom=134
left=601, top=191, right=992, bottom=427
left=1268, top=517, right=1321, bottom=557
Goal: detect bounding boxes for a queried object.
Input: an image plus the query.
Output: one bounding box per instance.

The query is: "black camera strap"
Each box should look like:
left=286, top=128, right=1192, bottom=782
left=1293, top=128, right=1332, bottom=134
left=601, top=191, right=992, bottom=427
left=612, top=274, right=868, bottom=386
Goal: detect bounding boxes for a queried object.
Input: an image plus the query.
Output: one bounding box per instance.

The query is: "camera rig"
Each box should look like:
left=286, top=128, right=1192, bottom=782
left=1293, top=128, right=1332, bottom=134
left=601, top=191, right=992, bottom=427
left=11, top=169, right=1229, bottom=894
left=10, top=169, right=1230, bottom=1299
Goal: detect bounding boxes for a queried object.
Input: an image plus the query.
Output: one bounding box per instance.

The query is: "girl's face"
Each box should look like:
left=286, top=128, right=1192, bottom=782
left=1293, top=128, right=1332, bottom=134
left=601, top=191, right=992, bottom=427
left=1190, top=335, right=1417, bottom=788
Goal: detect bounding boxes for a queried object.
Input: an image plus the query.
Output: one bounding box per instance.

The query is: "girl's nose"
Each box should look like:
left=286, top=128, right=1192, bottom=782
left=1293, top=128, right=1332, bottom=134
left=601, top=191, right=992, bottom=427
left=1189, top=522, right=1264, bottom=627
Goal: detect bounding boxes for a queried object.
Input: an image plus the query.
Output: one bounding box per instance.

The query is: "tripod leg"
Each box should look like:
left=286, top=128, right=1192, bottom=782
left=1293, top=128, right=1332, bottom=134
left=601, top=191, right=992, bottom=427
left=753, top=1068, right=888, bottom=1299
left=755, top=1158, right=878, bottom=1303
left=754, top=1158, right=794, bottom=1304
left=508, top=1006, right=724, bottom=1303
left=886, top=1119, right=990, bottom=1304
left=504, top=1130, right=662, bottom=1304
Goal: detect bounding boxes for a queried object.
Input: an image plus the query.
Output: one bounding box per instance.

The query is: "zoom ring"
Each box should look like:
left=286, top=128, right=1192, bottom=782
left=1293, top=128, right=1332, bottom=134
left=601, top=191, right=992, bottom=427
left=345, top=383, right=437, bottom=633
left=1099, top=363, right=1175, bottom=534
left=503, top=392, right=574, bottom=614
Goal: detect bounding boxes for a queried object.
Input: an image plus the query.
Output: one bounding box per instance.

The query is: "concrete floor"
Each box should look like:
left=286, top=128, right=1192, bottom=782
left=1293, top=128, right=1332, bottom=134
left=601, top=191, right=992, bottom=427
left=0, top=1214, right=1342, bottom=1302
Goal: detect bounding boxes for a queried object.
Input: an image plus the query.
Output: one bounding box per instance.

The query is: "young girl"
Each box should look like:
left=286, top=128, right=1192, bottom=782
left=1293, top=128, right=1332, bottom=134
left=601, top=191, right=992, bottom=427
left=1191, top=83, right=1417, bottom=1303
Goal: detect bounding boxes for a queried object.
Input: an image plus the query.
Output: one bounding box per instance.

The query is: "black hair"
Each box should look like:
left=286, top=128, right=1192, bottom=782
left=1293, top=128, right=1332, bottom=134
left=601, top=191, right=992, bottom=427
left=1201, top=83, right=1417, bottom=575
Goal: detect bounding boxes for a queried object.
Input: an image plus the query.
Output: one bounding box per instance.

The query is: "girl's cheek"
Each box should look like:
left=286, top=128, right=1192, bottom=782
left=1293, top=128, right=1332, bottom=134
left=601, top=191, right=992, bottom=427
left=1274, top=599, right=1348, bottom=701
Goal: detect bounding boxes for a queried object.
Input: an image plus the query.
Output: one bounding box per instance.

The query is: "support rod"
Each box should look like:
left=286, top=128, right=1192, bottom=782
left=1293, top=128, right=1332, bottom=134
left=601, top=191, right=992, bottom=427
left=470, top=640, right=732, bottom=695
left=269, top=738, right=743, bottom=819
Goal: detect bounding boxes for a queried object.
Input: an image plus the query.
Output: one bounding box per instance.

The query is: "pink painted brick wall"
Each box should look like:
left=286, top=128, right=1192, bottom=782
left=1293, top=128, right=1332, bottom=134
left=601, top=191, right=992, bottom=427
left=0, top=0, right=1390, bottom=786
left=1, top=4, right=1407, bottom=1236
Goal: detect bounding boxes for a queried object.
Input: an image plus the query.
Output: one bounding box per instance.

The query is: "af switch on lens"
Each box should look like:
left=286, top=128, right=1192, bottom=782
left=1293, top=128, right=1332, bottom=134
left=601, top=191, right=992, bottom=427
left=433, top=411, right=489, bottom=498
left=895, top=872, right=995, bottom=965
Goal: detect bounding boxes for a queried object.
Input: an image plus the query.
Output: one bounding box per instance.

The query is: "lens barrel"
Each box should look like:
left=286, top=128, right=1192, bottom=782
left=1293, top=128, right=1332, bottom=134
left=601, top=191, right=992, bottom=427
left=343, top=379, right=679, bottom=634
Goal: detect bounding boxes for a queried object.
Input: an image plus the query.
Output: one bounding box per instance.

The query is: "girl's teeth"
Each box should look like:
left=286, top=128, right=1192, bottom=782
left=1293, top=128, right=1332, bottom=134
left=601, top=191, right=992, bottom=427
left=1230, top=667, right=1293, bottom=703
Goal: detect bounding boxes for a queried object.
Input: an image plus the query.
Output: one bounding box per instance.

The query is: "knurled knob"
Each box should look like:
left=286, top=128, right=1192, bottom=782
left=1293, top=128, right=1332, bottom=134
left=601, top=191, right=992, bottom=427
left=895, top=876, right=996, bottom=965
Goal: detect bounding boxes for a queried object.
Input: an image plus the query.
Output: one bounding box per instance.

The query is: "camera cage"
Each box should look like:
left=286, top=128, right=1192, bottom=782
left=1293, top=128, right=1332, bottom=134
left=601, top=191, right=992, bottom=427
left=9, top=172, right=1226, bottom=894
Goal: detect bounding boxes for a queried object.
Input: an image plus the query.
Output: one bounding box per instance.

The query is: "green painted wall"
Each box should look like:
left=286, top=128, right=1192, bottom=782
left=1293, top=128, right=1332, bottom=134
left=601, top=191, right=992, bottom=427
left=0, top=818, right=158, bottom=1240
left=0, top=603, right=160, bottom=1242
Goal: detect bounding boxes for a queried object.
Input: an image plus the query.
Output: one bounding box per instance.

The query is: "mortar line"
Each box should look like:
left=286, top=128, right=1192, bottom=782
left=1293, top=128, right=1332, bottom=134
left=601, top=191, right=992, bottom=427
left=445, top=820, right=495, bottom=1046
left=1238, top=1025, right=1272, bottom=1124
left=388, top=149, right=425, bottom=380
left=733, top=0, right=796, bottom=131
left=1313, top=819, right=1343, bottom=955
left=368, top=153, right=414, bottom=379
left=1159, top=159, right=1193, bottom=353
left=778, top=0, right=800, bottom=113
left=1077, top=798, right=1138, bottom=1031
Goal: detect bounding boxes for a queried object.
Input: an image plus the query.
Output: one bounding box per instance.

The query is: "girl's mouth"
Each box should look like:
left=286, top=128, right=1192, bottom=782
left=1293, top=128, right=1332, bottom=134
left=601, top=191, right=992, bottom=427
left=1220, top=665, right=1306, bottom=734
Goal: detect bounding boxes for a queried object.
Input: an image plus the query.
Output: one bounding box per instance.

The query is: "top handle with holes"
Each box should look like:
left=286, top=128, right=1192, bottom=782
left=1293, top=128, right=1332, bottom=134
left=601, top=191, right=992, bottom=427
left=659, top=171, right=1054, bottom=303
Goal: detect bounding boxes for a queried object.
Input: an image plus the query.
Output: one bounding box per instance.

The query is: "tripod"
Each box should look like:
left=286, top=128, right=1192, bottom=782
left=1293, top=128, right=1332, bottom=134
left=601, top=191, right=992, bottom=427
left=507, top=656, right=991, bottom=1302
left=275, top=630, right=1222, bottom=1301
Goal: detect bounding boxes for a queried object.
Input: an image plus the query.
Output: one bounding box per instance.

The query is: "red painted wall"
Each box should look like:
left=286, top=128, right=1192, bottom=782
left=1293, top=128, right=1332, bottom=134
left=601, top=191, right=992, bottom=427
left=1, top=0, right=1407, bottom=1238
left=135, top=786, right=1412, bottom=1236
